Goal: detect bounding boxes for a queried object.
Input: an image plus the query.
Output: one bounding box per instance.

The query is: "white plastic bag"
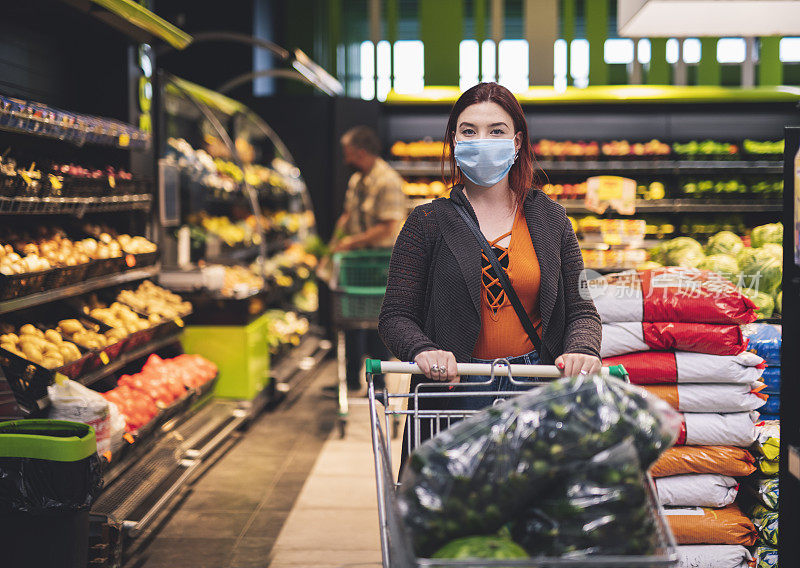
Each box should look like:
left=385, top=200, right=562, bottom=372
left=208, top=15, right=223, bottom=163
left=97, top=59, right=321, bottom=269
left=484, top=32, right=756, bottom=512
left=681, top=412, right=759, bottom=447
left=677, top=545, right=753, bottom=568
left=655, top=474, right=739, bottom=507
left=48, top=378, right=125, bottom=455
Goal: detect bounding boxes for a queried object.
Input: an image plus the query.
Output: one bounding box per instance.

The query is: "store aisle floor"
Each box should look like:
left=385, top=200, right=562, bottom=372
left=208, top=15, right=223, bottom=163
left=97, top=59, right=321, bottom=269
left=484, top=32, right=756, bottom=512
left=130, top=358, right=403, bottom=568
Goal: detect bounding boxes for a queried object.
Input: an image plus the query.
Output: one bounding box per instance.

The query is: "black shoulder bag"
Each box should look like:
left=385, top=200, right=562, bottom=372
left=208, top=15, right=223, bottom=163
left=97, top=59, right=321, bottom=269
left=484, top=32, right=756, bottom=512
left=452, top=201, right=543, bottom=355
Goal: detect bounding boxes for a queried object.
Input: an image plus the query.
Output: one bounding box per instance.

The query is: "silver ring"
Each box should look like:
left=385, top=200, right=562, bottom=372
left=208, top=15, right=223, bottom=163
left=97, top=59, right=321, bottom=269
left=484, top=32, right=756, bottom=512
left=438, top=366, right=447, bottom=374
left=580, top=370, right=589, bottom=375
left=430, top=364, right=439, bottom=373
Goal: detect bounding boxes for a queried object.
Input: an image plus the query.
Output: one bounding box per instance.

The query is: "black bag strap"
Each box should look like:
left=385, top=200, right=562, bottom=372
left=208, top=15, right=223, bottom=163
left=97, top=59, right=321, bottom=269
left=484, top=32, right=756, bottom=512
left=452, top=201, right=543, bottom=355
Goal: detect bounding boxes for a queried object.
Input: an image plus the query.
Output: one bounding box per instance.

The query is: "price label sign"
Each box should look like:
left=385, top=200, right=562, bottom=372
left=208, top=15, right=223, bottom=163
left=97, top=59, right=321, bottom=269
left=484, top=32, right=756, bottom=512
left=585, top=176, right=636, bottom=215
left=125, top=254, right=136, bottom=268
left=174, top=317, right=184, bottom=328
left=118, top=133, right=130, bottom=147
left=100, top=351, right=110, bottom=365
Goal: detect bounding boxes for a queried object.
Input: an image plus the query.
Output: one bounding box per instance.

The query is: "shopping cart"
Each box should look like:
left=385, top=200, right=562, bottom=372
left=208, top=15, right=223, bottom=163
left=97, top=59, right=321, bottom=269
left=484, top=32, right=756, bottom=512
left=364, top=359, right=680, bottom=568
left=330, top=249, right=393, bottom=437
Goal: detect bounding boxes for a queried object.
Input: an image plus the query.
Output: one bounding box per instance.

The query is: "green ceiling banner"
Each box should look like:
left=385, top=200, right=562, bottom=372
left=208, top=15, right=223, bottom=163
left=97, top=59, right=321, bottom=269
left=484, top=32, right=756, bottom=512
left=420, top=0, right=463, bottom=87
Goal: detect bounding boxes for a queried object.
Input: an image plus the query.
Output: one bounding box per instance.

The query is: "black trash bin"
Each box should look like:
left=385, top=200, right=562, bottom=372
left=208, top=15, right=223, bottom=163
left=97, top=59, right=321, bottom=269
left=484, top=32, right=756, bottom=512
left=0, top=420, right=103, bottom=568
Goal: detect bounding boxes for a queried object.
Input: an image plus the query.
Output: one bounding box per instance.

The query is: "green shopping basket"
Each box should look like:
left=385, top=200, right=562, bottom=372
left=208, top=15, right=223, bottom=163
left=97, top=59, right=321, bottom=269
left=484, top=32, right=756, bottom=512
left=333, top=249, right=393, bottom=288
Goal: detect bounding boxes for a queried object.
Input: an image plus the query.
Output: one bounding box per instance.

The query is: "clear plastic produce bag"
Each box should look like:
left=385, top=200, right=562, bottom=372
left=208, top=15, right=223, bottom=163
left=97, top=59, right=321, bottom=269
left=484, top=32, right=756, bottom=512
left=511, top=439, right=659, bottom=557
left=398, top=374, right=681, bottom=556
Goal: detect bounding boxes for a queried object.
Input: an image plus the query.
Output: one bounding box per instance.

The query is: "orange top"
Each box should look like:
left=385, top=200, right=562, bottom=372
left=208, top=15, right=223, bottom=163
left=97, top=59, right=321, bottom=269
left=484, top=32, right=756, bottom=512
left=472, top=208, right=541, bottom=360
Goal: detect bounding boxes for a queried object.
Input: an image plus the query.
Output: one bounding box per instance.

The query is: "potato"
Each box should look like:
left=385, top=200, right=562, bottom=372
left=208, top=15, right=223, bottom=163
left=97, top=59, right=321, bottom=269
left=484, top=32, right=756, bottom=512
left=105, top=329, right=127, bottom=342
left=0, top=333, right=19, bottom=344
left=58, top=319, right=85, bottom=335
left=58, top=343, right=80, bottom=362
left=44, top=329, right=63, bottom=344
left=20, top=324, right=44, bottom=339
left=21, top=344, right=44, bottom=363
left=1, top=342, right=18, bottom=353
left=19, top=336, right=47, bottom=351
left=42, top=355, right=64, bottom=369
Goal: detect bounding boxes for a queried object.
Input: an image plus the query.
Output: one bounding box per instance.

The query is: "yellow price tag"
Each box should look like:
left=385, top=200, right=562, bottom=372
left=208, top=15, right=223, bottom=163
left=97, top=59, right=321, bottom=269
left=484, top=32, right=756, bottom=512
left=100, top=351, right=110, bottom=365
left=174, top=317, right=184, bottom=328
left=118, top=134, right=130, bottom=147
left=108, top=175, right=116, bottom=189
left=54, top=372, right=68, bottom=385
left=597, top=179, right=626, bottom=201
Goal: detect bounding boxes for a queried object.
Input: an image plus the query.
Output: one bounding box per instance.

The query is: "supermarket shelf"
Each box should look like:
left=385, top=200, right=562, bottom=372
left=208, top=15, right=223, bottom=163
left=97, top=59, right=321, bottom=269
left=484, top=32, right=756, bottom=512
left=0, top=94, right=151, bottom=150
left=0, top=193, right=153, bottom=215
left=78, top=332, right=183, bottom=388
left=271, top=332, right=332, bottom=398
left=0, top=265, right=159, bottom=315
left=205, top=244, right=262, bottom=263
left=558, top=199, right=782, bottom=214
left=390, top=160, right=783, bottom=176
left=92, top=399, right=246, bottom=540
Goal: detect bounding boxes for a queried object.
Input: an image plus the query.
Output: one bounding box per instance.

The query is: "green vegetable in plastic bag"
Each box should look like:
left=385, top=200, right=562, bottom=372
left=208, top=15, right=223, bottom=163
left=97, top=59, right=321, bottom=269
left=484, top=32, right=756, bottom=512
left=751, top=223, right=783, bottom=248
left=432, top=536, right=529, bottom=561
left=511, top=440, right=658, bottom=557
left=706, top=231, right=745, bottom=257
left=399, top=375, right=681, bottom=556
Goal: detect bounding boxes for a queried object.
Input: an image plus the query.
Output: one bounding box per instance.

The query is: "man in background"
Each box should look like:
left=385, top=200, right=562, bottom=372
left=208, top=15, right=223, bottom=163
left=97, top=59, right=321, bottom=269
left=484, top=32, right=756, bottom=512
left=327, top=125, right=407, bottom=394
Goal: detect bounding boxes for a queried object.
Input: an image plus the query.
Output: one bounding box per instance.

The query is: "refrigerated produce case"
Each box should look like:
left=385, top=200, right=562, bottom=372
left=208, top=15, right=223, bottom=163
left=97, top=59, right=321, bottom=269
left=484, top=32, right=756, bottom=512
left=384, top=89, right=798, bottom=273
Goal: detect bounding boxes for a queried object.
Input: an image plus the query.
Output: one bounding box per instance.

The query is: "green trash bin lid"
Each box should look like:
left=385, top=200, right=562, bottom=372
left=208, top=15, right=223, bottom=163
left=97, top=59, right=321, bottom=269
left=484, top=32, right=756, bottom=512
left=0, top=420, right=97, bottom=462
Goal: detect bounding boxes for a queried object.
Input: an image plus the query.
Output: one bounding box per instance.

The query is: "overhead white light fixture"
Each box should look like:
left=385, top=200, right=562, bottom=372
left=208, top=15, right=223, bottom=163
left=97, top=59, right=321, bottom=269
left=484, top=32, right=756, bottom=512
left=618, top=1, right=800, bottom=38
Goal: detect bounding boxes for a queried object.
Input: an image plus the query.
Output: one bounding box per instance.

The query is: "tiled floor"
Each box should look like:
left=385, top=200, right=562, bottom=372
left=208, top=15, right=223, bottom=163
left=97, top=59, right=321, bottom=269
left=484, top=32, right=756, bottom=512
left=130, top=359, right=405, bottom=568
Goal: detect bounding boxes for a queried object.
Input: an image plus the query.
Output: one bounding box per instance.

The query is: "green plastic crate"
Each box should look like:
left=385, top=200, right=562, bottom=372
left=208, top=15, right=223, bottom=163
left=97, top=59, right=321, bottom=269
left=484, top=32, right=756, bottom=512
left=334, top=249, right=392, bottom=288
left=333, top=287, right=386, bottom=323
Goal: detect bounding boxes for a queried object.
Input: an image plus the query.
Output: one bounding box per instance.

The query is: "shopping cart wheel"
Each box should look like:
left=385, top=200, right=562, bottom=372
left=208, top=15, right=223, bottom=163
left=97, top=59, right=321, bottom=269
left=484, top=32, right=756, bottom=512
left=338, top=417, right=346, bottom=439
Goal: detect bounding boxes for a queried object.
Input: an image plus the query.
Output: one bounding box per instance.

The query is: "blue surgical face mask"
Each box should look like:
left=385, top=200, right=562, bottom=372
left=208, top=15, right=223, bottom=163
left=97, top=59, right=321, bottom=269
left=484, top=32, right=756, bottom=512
left=454, top=138, right=517, bottom=187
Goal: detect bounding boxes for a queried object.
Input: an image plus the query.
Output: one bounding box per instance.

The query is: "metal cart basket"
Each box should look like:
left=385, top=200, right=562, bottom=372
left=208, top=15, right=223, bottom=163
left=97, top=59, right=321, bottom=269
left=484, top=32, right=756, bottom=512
left=364, top=359, right=680, bottom=568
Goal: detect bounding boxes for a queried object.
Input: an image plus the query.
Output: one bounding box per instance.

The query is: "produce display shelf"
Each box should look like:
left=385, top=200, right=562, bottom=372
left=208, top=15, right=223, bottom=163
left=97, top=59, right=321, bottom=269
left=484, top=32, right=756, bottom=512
left=205, top=244, right=262, bottom=263
left=0, top=94, right=151, bottom=150
left=270, top=331, right=332, bottom=396
left=0, top=265, right=159, bottom=315
left=77, top=332, right=183, bottom=388
left=389, top=159, right=783, bottom=176
left=559, top=199, right=782, bottom=214
left=0, top=193, right=152, bottom=215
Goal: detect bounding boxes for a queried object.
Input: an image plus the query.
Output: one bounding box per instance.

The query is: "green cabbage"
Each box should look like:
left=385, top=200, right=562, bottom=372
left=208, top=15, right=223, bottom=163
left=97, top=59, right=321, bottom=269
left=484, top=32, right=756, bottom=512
left=738, top=248, right=783, bottom=295
left=637, top=261, right=663, bottom=271
left=662, top=237, right=705, bottom=268
left=699, top=254, right=739, bottom=281
left=740, top=288, right=775, bottom=319
left=705, top=231, right=744, bottom=257
left=760, top=243, right=783, bottom=263
left=751, top=223, right=783, bottom=248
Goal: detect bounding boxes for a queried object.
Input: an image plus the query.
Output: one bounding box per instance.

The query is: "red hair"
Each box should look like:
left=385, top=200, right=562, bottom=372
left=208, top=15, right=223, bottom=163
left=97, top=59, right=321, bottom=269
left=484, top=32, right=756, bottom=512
left=443, top=82, right=538, bottom=208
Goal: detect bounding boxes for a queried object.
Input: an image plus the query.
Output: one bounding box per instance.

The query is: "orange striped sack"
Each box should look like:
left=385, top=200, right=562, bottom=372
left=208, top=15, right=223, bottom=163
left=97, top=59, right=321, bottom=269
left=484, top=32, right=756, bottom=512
left=665, top=504, right=757, bottom=546
left=650, top=446, right=757, bottom=478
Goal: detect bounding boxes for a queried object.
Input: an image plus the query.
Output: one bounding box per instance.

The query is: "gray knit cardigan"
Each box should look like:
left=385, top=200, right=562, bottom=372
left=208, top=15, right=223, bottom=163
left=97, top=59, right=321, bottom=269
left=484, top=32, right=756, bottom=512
left=378, top=185, right=602, bottom=365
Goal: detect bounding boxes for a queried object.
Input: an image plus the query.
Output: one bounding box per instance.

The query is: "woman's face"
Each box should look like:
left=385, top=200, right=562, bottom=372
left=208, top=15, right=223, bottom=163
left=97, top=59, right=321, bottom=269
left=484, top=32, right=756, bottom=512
left=454, top=101, right=522, bottom=153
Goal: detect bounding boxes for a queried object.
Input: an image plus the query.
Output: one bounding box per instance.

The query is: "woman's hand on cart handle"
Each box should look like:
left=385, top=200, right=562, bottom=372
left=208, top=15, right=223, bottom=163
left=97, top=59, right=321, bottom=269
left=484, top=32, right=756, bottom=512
left=555, top=353, right=602, bottom=377
left=414, top=349, right=459, bottom=383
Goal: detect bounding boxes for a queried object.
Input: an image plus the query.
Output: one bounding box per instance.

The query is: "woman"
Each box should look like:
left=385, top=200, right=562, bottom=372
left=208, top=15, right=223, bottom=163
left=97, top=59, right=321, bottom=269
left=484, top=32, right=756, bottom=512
left=378, top=82, right=602, bottom=413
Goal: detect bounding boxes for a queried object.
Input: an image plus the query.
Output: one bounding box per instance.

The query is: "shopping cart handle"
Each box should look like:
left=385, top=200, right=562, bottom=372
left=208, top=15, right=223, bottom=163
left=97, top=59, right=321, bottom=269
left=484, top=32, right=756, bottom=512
left=366, top=359, right=628, bottom=380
